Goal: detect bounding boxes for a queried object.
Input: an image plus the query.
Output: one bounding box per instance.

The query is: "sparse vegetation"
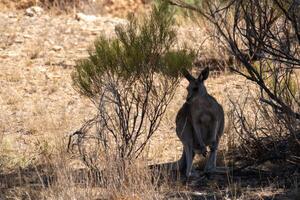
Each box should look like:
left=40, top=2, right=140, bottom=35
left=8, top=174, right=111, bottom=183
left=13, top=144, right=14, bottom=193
left=1, top=0, right=299, bottom=199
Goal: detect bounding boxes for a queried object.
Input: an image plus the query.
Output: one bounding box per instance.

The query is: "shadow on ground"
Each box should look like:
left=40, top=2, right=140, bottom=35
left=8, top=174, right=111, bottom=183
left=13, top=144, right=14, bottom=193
left=0, top=158, right=299, bottom=199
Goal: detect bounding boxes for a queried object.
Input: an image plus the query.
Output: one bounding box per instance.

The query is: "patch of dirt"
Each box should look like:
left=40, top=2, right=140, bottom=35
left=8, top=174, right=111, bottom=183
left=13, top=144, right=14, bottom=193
left=0, top=11, right=128, bottom=171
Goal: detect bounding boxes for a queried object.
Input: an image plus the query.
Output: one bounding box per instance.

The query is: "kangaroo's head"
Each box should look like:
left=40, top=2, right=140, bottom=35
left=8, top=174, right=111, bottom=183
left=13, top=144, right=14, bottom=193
left=182, top=67, right=209, bottom=102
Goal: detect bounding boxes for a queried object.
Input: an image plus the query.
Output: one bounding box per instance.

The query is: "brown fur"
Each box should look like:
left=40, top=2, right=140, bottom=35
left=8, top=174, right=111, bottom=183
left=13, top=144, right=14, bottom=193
left=176, top=67, right=224, bottom=178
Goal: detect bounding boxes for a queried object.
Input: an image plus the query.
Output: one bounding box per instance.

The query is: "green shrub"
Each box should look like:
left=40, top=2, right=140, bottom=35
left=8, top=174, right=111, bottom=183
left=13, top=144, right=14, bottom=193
left=73, top=2, right=194, bottom=98
left=71, top=2, right=195, bottom=171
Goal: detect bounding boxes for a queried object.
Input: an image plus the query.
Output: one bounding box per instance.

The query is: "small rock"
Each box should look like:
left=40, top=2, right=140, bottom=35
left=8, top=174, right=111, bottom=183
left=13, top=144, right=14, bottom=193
left=23, top=34, right=32, bottom=39
left=25, top=6, right=44, bottom=17
left=104, top=18, right=127, bottom=26
left=7, top=51, right=19, bottom=57
left=52, top=45, right=63, bottom=51
left=63, top=60, right=75, bottom=67
left=75, top=13, right=98, bottom=22
left=15, top=38, right=24, bottom=43
left=8, top=13, right=16, bottom=18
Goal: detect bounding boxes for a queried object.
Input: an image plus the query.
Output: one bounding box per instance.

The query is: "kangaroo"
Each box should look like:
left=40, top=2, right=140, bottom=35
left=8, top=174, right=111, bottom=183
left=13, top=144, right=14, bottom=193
left=176, top=67, right=224, bottom=178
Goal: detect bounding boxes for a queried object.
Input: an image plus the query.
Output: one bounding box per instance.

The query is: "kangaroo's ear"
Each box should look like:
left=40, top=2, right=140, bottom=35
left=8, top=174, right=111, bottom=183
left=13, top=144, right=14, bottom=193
left=198, top=67, right=209, bottom=81
left=181, top=68, right=195, bottom=82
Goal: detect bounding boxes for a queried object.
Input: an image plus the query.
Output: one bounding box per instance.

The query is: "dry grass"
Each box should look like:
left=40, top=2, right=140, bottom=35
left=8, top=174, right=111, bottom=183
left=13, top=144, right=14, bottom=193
left=0, top=4, right=297, bottom=199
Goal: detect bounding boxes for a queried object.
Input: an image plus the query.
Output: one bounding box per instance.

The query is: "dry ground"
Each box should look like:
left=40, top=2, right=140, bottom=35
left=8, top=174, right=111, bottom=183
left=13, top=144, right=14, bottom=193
left=0, top=0, right=151, bottom=17
left=0, top=5, right=296, bottom=200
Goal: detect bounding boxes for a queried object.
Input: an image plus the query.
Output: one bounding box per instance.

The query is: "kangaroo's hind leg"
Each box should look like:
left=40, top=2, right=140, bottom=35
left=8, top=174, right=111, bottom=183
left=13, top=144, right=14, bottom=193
left=176, top=145, right=195, bottom=182
left=183, top=143, right=194, bottom=178
left=177, top=148, right=186, bottom=175
left=204, top=144, right=218, bottom=174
